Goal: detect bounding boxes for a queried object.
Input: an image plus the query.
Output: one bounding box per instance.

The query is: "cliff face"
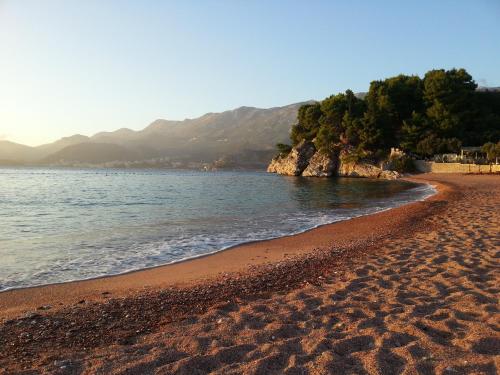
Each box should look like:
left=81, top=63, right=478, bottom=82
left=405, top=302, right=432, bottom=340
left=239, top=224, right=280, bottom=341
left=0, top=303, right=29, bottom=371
left=302, top=150, right=338, bottom=177
left=337, top=150, right=400, bottom=179
left=337, top=160, right=400, bottom=180
left=268, top=144, right=400, bottom=179
left=267, top=140, right=315, bottom=176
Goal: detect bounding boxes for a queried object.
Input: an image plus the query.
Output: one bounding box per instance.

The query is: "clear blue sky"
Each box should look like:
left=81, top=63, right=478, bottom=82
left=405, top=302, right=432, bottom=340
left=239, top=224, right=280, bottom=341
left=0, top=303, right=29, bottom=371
left=1, top=0, right=499, bottom=146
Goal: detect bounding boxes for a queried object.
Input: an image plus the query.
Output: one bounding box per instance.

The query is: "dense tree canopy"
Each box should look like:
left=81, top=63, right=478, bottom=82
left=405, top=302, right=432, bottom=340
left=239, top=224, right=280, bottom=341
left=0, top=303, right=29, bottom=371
left=288, top=68, right=500, bottom=159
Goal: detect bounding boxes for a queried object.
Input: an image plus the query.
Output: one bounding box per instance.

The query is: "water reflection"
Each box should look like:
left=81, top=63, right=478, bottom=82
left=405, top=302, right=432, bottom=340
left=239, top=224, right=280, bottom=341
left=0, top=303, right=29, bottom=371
left=286, top=176, right=418, bottom=210
left=0, top=168, right=429, bottom=290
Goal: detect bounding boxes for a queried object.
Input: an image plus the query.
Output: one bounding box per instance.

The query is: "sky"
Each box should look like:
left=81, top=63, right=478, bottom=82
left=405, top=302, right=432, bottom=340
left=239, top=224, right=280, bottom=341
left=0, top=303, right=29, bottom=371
left=1, top=1, right=499, bottom=146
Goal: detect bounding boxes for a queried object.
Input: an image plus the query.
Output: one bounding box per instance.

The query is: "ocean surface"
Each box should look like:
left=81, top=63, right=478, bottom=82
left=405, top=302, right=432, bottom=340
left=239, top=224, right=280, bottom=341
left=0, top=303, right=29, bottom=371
left=0, top=168, right=435, bottom=291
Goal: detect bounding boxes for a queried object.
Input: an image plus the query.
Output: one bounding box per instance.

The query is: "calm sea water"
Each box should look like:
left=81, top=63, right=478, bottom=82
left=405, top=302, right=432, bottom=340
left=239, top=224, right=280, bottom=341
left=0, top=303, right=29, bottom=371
left=0, top=168, right=435, bottom=291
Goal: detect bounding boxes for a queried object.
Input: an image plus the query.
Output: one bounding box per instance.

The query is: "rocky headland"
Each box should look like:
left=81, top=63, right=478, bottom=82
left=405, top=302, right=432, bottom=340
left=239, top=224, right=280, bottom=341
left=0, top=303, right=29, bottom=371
left=267, top=140, right=400, bottom=179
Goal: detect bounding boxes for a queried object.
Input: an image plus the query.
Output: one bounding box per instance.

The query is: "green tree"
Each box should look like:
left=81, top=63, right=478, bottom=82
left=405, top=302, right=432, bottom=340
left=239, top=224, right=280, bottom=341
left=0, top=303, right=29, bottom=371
left=470, top=91, right=500, bottom=144
left=481, top=141, right=500, bottom=162
left=481, top=141, right=500, bottom=172
left=362, top=75, right=424, bottom=153
left=291, top=103, right=322, bottom=145
left=416, top=135, right=461, bottom=157
left=275, top=143, right=292, bottom=156
left=286, top=68, right=498, bottom=163
left=400, top=112, right=430, bottom=153
left=314, top=90, right=365, bottom=151
left=423, top=68, right=477, bottom=139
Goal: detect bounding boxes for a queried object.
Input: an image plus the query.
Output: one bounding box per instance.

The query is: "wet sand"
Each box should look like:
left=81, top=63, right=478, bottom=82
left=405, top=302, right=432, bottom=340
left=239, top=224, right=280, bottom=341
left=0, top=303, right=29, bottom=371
left=0, top=173, right=498, bottom=374
left=0, top=178, right=440, bottom=319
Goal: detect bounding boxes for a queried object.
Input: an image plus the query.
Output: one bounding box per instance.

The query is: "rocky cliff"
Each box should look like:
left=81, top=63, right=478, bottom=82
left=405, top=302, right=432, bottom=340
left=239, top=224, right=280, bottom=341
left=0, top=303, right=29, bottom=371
left=302, top=150, right=338, bottom=177
left=268, top=143, right=400, bottom=179
left=337, top=160, right=399, bottom=179
left=267, top=140, right=315, bottom=176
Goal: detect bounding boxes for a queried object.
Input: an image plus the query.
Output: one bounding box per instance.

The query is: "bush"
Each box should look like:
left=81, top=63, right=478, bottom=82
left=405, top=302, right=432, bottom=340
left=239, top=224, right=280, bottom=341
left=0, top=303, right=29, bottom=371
left=416, top=135, right=461, bottom=157
left=389, top=155, right=416, bottom=173
left=275, top=143, right=292, bottom=157
left=481, top=141, right=500, bottom=163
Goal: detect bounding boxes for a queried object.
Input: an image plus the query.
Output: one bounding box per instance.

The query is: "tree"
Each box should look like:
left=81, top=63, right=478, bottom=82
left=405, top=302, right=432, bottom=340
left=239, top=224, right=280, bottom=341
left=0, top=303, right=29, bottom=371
left=481, top=142, right=500, bottom=171
left=400, top=112, right=430, bottom=153
left=314, top=91, right=365, bottom=151
left=290, top=91, right=366, bottom=152
left=416, top=135, right=461, bottom=157
left=286, top=68, right=498, bottom=163
left=291, top=103, right=322, bottom=145
left=314, top=124, right=336, bottom=152
left=470, top=91, right=500, bottom=144
left=275, top=143, right=292, bottom=156
left=363, top=75, right=424, bottom=153
left=423, top=68, right=477, bottom=139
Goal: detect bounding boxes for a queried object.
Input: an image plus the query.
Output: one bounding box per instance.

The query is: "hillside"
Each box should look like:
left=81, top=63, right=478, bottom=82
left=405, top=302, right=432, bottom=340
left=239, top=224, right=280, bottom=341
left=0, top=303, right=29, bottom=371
left=1, top=102, right=307, bottom=168
left=42, top=143, right=140, bottom=164
left=1, top=83, right=497, bottom=169
left=0, top=141, right=41, bottom=162
left=86, top=103, right=305, bottom=161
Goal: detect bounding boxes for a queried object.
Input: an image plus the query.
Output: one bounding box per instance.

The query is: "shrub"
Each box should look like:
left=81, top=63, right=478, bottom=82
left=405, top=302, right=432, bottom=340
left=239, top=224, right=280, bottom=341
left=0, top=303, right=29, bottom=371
left=389, top=155, right=416, bottom=173
left=275, top=143, right=292, bottom=157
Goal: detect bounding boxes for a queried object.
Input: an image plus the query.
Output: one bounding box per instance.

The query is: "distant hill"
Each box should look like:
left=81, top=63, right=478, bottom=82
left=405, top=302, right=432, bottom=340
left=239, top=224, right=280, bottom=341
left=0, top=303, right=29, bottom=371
left=42, top=143, right=140, bottom=164
left=477, top=87, right=500, bottom=92
left=0, top=141, right=40, bottom=162
left=36, top=134, right=91, bottom=156
left=0, top=135, right=93, bottom=163
left=2, top=86, right=494, bottom=169
left=0, top=102, right=308, bottom=168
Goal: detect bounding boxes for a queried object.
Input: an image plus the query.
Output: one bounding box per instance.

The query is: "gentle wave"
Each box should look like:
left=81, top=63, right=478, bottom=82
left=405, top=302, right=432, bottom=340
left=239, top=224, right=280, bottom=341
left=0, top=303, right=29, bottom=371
left=0, top=168, right=436, bottom=291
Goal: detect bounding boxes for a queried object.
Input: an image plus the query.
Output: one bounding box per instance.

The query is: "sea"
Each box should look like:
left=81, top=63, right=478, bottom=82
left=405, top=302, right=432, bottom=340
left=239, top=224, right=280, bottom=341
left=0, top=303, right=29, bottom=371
left=0, top=167, right=435, bottom=291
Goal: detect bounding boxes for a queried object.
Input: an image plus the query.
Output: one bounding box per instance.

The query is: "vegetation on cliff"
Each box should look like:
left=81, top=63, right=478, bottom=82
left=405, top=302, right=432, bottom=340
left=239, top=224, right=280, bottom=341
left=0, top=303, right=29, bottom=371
left=285, top=69, right=500, bottom=161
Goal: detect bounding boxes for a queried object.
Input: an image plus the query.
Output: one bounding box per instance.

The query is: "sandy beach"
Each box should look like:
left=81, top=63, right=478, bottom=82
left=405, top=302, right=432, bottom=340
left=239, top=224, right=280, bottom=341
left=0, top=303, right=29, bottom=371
left=0, top=173, right=498, bottom=374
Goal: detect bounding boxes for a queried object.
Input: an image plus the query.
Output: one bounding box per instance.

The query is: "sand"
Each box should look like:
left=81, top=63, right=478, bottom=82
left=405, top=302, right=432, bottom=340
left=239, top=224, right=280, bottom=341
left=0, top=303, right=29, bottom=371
left=0, top=173, right=498, bottom=374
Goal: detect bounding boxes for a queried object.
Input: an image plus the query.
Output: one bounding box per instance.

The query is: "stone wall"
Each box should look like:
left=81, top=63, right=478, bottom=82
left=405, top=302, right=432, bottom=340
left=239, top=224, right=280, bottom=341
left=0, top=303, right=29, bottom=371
left=414, top=160, right=500, bottom=173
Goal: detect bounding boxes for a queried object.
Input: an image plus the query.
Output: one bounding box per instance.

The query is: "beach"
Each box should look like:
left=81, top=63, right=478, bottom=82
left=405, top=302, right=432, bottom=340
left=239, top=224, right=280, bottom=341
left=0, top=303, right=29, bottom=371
left=0, top=173, right=498, bottom=374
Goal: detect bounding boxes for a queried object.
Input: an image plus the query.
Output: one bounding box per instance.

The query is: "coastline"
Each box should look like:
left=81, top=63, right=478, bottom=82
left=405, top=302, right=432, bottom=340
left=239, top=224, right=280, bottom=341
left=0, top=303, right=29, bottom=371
left=2, top=173, right=499, bottom=374
left=0, top=175, right=445, bottom=320
left=0, top=179, right=435, bottom=294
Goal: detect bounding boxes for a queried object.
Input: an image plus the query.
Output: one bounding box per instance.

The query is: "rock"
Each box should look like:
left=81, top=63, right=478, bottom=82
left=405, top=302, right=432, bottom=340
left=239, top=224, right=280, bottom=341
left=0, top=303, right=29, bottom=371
left=302, top=150, right=338, bottom=177
left=389, top=147, right=405, bottom=159
left=338, top=150, right=400, bottom=180
left=379, top=170, right=401, bottom=180
left=338, top=159, right=381, bottom=178
left=22, top=312, right=41, bottom=320
left=54, top=359, right=73, bottom=370
left=267, top=140, right=315, bottom=176
left=268, top=142, right=400, bottom=179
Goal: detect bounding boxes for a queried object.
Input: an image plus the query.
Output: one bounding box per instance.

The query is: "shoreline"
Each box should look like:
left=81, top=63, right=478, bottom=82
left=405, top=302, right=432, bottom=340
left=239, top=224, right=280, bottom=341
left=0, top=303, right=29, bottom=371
left=0, top=175, right=446, bottom=320
left=0, top=179, right=436, bottom=294
left=4, top=173, right=499, bottom=373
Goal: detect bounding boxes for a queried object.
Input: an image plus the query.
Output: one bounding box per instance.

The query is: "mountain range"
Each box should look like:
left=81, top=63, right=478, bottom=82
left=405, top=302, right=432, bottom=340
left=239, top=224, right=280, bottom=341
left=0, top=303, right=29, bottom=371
left=3, top=87, right=497, bottom=169
left=0, top=102, right=308, bottom=169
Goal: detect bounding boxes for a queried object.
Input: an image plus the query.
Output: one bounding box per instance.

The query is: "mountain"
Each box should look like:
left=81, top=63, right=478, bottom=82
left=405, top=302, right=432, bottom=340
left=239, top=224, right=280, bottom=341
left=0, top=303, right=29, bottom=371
left=42, top=143, right=140, bottom=164
left=3, top=85, right=467, bottom=168
left=477, top=87, right=500, bottom=92
left=36, top=134, right=91, bottom=156
left=0, top=102, right=307, bottom=168
left=0, top=141, right=40, bottom=162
